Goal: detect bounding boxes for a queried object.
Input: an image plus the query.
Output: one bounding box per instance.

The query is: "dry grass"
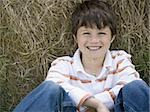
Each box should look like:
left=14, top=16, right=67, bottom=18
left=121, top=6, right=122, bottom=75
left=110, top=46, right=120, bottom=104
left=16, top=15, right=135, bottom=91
left=0, top=0, right=149, bottom=111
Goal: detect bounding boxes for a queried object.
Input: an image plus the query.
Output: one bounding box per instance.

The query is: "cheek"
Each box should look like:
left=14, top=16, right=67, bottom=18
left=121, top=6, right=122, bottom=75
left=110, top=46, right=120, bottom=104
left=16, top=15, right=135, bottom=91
left=103, top=37, right=111, bottom=44
left=77, top=39, right=83, bottom=48
left=77, top=38, right=86, bottom=45
left=102, top=39, right=111, bottom=48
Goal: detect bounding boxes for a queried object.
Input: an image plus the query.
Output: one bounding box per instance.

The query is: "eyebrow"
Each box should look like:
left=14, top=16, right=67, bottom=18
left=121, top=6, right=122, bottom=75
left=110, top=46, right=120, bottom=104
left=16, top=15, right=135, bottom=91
left=79, top=29, right=89, bottom=32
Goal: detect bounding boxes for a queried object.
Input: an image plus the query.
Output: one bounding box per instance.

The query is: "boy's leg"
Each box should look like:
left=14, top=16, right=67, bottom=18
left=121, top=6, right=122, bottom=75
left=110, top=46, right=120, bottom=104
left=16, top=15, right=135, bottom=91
left=13, top=81, right=76, bottom=112
left=114, top=80, right=149, bottom=112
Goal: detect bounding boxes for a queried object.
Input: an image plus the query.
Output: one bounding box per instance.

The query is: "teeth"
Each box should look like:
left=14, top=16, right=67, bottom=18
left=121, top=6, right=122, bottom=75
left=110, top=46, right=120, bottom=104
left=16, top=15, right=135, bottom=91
left=87, top=46, right=101, bottom=50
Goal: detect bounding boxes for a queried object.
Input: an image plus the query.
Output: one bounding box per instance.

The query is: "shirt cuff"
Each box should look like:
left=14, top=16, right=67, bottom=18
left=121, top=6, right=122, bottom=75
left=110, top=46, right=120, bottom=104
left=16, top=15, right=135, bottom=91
left=68, top=88, right=92, bottom=110
left=94, top=91, right=114, bottom=109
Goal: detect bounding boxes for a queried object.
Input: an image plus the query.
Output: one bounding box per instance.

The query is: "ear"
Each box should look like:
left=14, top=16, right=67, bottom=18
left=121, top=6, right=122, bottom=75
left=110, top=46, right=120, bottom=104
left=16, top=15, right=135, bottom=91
left=111, top=35, right=115, bottom=43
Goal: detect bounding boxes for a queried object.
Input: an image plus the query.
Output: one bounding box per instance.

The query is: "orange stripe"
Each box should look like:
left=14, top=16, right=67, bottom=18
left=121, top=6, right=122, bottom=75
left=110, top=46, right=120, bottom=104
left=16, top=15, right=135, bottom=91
left=108, top=91, right=116, bottom=101
left=49, top=71, right=93, bottom=83
left=81, top=80, right=92, bottom=83
left=70, top=75, right=80, bottom=81
left=116, top=65, right=134, bottom=73
left=96, top=77, right=106, bottom=82
left=63, top=74, right=91, bottom=83
left=108, top=70, right=117, bottom=75
left=116, top=59, right=124, bottom=69
left=116, top=66, right=128, bottom=73
left=116, top=81, right=127, bottom=86
left=77, top=93, right=92, bottom=110
left=104, top=88, right=111, bottom=91
left=70, top=75, right=92, bottom=83
left=63, top=74, right=71, bottom=78
left=108, top=65, right=134, bottom=75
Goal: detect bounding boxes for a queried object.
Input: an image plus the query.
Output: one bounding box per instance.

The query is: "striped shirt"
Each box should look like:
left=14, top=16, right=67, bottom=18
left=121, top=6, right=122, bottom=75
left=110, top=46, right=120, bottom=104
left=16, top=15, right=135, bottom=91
left=45, top=49, right=140, bottom=111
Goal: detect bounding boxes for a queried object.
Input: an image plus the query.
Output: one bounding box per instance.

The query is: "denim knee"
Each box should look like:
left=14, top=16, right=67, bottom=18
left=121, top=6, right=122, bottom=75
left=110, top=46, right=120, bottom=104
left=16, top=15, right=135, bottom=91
left=43, top=81, right=62, bottom=92
left=122, top=80, right=149, bottom=101
left=13, top=81, right=77, bottom=112
left=42, top=81, right=66, bottom=100
left=120, top=80, right=149, bottom=112
left=123, top=80, right=149, bottom=93
left=44, top=81, right=76, bottom=107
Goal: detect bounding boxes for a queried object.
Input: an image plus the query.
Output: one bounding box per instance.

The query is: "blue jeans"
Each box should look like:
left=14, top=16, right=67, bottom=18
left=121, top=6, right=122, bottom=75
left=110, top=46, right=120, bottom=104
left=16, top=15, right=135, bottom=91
left=13, top=81, right=77, bottom=112
left=13, top=80, right=149, bottom=112
left=114, top=80, right=149, bottom=112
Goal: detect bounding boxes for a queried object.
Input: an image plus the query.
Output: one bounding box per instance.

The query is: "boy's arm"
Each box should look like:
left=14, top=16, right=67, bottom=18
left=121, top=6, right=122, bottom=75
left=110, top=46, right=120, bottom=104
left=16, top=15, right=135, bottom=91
left=82, top=96, right=110, bottom=112
left=94, top=50, right=141, bottom=109
left=45, top=57, right=93, bottom=110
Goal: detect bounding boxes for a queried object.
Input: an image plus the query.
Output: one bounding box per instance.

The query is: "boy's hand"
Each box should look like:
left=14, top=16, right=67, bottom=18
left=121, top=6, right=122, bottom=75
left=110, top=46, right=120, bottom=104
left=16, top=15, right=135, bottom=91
left=82, top=97, right=110, bottom=112
left=97, top=105, right=110, bottom=112
left=85, top=108, right=96, bottom=112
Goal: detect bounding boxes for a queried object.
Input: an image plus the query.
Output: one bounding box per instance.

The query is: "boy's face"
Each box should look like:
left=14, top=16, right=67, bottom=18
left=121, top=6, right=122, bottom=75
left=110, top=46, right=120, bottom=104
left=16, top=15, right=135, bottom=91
left=76, top=26, right=114, bottom=59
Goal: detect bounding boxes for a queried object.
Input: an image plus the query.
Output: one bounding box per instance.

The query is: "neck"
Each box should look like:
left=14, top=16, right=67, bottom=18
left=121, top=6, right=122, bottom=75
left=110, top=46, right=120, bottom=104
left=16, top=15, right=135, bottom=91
left=81, top=55, right=105, bottom=76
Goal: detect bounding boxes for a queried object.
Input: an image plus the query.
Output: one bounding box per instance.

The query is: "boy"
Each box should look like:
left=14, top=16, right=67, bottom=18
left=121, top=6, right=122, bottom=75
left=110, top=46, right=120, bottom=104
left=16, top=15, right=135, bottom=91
left=13, top=0, right=149, bottom=112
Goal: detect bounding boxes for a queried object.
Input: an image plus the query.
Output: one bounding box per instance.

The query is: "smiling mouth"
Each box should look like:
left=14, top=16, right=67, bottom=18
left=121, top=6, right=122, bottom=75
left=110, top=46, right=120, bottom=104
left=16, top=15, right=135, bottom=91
left=87, top=46, right=102, bottom=51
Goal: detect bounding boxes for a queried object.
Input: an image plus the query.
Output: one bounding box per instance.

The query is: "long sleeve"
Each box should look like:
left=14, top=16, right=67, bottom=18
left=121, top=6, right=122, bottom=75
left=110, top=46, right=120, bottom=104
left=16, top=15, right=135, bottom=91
left=94, top=50, right=141, bottom=109
left=45, top=57, right=92, bottom=108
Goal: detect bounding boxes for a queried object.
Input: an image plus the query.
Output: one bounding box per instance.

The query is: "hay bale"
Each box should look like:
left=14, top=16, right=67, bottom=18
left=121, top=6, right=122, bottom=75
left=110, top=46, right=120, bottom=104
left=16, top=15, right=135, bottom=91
left=0, top=0, right=149, bottom=111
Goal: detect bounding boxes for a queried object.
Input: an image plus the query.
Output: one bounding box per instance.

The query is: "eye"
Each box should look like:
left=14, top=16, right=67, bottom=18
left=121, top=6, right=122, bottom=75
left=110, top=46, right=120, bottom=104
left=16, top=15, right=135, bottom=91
left=83, top=32, right=90, bottom=35
left=98, top=32, right=106, bottom=35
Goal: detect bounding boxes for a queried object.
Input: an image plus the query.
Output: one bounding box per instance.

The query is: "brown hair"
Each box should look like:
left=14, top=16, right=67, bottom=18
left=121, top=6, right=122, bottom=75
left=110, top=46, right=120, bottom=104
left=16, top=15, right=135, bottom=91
left=71, top=0, right=117, bottom=36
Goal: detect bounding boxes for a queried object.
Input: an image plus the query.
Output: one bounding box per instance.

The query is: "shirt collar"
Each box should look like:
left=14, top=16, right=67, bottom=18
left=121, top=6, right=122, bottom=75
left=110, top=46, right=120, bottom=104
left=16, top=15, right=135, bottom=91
left=103, top=50, right=113, bottom=70
left=72, top=49, right=113, bottom=74
left=72, top=49, right=85, bottom=73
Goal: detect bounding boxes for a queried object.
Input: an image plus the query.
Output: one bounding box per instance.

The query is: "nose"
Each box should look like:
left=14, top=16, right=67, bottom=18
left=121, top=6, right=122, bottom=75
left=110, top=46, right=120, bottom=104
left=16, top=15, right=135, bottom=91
left=89, top=35, right=100, bottom=43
